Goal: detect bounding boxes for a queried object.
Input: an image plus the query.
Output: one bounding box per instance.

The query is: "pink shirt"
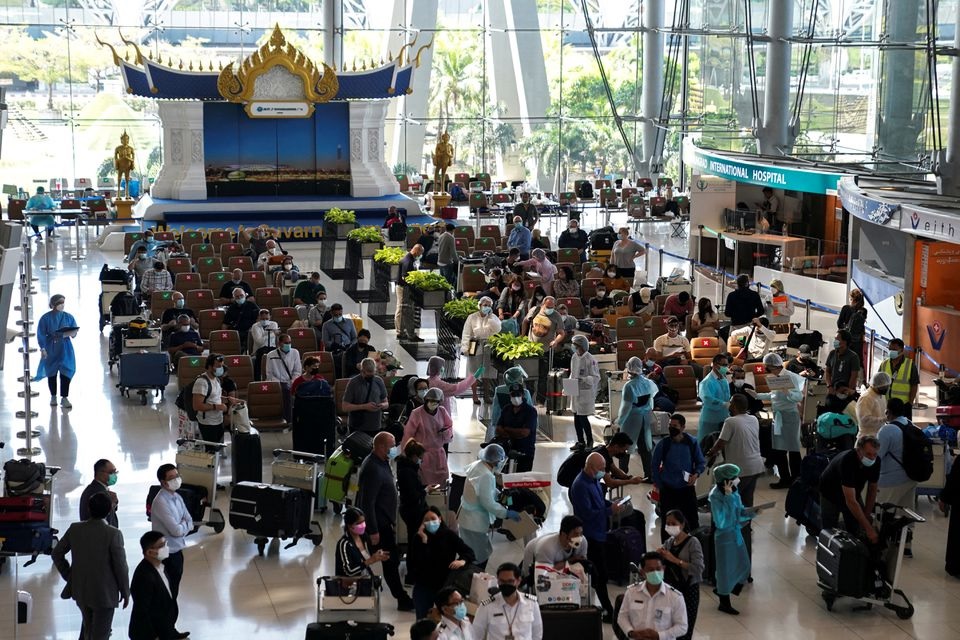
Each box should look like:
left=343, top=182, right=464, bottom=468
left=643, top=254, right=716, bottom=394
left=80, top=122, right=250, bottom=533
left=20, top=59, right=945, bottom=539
left=402, top=405, right=454, bottom=485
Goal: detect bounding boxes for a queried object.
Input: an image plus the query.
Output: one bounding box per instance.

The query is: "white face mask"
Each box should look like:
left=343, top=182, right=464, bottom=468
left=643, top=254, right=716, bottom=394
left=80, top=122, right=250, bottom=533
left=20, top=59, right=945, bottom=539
left=665, top=525, right=682, bottom=538
left=510, top=396, right=523, bottom=406
left=569, top=535, right=583, bottom=549
left=733, top=379, right=745, bottom=388
left=155, top=545, right=170, bottom=561
left=55, top=304, right=65, bottom=312
left=167, top=477, right=182, bottom=491
left=179, top=325, right=191, bottom=333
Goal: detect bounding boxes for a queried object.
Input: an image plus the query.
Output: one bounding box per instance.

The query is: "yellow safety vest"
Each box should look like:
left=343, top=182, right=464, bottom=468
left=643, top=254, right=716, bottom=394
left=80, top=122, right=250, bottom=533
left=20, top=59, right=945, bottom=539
left=880, top=356, right=915, bottom=403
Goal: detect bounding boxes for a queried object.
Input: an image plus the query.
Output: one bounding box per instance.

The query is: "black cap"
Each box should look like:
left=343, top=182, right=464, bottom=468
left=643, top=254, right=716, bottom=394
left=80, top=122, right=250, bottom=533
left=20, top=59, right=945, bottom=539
left=509, top=383, right=524, bottom=396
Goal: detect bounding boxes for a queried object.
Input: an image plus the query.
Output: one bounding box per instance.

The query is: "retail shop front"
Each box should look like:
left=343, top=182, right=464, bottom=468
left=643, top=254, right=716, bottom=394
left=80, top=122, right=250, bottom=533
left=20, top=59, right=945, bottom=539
left=683, top=141, right=848, bottom=310
left=838, top=177, right=960, bottom=375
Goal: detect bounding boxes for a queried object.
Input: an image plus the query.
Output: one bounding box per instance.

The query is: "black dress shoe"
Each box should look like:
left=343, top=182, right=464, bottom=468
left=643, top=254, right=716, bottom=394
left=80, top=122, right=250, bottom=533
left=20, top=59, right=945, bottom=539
left=173, top=631, right=190, bottom=639
left=601, top=610, right=614, bottom=624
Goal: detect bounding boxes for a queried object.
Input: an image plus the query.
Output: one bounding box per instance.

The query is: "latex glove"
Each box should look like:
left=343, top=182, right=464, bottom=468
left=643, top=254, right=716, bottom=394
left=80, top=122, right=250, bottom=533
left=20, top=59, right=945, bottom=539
left=40, top=348, right=47, bottom=359
left=505, top=510, right=522, bottom=522
left=474, top=365, right=485, bottom=379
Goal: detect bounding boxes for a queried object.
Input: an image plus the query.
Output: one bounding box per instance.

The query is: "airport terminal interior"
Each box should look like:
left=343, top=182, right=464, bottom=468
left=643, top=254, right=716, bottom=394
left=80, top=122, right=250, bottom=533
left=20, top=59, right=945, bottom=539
left=1, top=1, right=960, bottom=640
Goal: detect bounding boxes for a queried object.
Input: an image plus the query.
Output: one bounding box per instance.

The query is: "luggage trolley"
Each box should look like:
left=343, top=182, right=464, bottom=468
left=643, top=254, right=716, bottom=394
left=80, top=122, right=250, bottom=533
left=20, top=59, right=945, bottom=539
left=0, top=463, right=61, bottom=572
left=316, top=574, right=381, bottom=624
left=817, top=504, right=925, bottom=619
left=271, top=448, right=324, bottom=545
left=174, top=438, right=227, bottom=534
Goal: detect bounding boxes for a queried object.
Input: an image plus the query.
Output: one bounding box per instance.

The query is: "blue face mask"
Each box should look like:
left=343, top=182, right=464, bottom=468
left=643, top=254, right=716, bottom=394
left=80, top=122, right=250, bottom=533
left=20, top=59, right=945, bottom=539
left=543, top=307, right=555, bottom=316
left=645, top=570, right=664, bottom=586
left=334, top=315, right=344, bottom=323
left=481, top=306, right=492, bottom=315
left=424, top=520, right=441, bottom=534
left=453, top=602, right=468, bottom=620
left=833, top=339, right=840, bottom=349
left=888, top=350, right=900, bottom=360
left=595, top=469, right=606, bottom=480
left=388, top=445, right=400, bottom=460
left=214, top=366, right=224, bottom=377
left=861, top=455, right=876, bottom=467
left=281, top=344, right=291, bottom=353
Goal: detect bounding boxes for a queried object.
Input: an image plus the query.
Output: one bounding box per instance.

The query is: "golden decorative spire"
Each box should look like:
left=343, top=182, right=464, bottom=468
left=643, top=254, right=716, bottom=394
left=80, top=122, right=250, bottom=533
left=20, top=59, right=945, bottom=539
left=188, top=60, right=194, bottom=71
left=94, top=32, right=122, bottom=66
left=178, top=59, right=183, bottom=70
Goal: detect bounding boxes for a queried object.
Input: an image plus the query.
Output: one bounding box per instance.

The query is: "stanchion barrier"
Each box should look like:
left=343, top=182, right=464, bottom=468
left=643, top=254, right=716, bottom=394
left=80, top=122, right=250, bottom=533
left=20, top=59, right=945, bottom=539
left=71, top=214, right=85, bottom=262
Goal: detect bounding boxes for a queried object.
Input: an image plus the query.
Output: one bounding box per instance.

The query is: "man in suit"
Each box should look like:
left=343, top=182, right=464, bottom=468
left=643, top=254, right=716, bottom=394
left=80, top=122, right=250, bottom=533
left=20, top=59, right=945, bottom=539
left=129, top=531, right=188, bottom=640
left=79, top=458, right=119, bottom=528
left=52, top=493, right=130, bottom=640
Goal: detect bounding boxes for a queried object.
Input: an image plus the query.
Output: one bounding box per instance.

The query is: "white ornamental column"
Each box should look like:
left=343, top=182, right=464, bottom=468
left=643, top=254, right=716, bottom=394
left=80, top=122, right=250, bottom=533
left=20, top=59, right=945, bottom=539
left=349, top=100, right=400, bottom=197
left=153, top=102, right=207, bottom=200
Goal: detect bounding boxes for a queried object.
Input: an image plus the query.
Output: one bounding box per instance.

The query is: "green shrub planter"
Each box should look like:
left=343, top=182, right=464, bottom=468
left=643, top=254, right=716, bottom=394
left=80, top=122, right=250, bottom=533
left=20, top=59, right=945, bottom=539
left=324, top=221, right=356, bottom=240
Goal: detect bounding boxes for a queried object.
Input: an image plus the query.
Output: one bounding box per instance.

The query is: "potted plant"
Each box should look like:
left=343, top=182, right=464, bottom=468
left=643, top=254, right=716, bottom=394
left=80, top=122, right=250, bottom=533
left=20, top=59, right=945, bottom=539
left=441, top=297, right=479, bottom=338
left=404, top=271, right=453, bottom=309
left=323, top=207, right=357, bottom=239
left=487, top=332, right=545, bottom=377
left=373, top=246, right=406, bottom=283
left=346, top=225, right=384, bottom=258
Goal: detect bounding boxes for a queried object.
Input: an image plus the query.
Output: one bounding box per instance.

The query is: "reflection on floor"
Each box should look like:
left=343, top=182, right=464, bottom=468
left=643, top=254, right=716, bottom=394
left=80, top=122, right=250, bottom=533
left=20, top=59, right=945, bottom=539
left=0, top=219, right=956, bottom=640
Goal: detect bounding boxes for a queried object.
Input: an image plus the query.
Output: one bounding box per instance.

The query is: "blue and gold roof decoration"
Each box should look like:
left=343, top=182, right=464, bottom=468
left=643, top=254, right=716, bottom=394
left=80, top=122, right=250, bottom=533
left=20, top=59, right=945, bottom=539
left=96, top=25, right=430, bottom=103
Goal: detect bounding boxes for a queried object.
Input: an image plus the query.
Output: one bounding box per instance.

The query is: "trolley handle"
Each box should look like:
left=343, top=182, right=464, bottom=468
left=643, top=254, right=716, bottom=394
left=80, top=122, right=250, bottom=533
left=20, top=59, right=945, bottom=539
left=176, top=438, right=227, bottom=451
left=272, top=448, right=325, bottom=463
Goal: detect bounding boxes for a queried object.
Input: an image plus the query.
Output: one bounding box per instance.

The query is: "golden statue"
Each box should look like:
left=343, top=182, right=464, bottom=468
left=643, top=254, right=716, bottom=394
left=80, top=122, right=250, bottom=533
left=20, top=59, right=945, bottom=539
left=432, top=131, right=454, bottom=193
left=114, top=130, right=136, bottom=199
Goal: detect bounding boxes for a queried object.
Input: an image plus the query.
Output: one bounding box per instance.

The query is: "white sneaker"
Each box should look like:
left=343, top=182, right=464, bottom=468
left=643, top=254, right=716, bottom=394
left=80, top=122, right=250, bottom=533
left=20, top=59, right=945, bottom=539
left=49, top=396, right=57, bottom=406
left=60, top=397, right=72, bottom=409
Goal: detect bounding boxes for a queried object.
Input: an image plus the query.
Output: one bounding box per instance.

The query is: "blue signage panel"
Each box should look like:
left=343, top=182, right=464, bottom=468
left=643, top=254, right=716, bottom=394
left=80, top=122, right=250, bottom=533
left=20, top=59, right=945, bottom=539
left=837, top=178, right=900, bottom=226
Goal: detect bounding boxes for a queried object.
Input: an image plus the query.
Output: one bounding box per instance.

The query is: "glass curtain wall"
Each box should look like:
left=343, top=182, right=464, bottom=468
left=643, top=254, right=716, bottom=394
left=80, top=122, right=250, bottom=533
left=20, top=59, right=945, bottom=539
left=0, top=0, right=954, bottom=195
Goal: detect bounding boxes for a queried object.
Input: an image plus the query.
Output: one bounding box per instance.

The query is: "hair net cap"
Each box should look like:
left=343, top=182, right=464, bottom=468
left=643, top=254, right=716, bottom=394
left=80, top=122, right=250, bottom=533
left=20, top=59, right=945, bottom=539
left=424, top=387, right=444, bottom=403
left=480, top=443, right=505, bottom=464
left=640, top=287, right=652, bottom=304
left=762, top=353, right=783, bottom=368
left=478, top=296, right=493, bottom=307
left=504, top=366, right=528, bottom=384
left=871, top=371, right=892, bottom=387
left=427, top=355, right=446, bottom=376
left=625, top=356, right=644, bottom=375
left=572, top=335, right=589, bottom=351
left=713, top=463, right=741, bottom=482
left=50, top=294, right=65, bottom=307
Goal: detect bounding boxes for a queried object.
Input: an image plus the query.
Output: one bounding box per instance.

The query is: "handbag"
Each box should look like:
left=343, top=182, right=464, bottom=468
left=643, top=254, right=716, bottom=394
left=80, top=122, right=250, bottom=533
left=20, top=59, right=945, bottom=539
left=322, top=576, right=374, bottom=602
left=230, top=402, right=252, bottom=434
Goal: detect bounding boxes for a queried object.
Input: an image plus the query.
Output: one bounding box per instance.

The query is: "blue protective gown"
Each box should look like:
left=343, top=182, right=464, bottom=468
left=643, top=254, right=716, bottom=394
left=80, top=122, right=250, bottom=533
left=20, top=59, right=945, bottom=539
left=698, top=372, right=731, bottom=443
left=619, top=374, right=659, bottom=453
left=708, top=485, right=756, bottom=595
left=35, top=310, right=78, bottom=380
left=757, top=368, right=805, bottom=452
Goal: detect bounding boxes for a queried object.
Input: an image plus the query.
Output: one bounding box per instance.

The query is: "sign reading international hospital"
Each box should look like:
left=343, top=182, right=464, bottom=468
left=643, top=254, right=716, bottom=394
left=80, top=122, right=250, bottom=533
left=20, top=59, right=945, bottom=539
left=682, top=142, right=842, bottom=194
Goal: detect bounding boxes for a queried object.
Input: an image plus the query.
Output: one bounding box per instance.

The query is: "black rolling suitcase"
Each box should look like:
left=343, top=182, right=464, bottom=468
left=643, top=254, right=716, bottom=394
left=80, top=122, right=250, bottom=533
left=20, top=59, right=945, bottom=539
left=546, top=368, right=568, bottom=414
left=692, top=525, right=716, bottom=585
left=604, top=526, right=646, bottom=586
left=540, top=605, right=603, bottom=640
left=613, top=594, right=629, bottom=640
left=232, top=427, right=263, bottom=484
left=229, top=481, right=307, bottom=539
left=341, top=430, right=374, bottom=460
left=305, top=621, right=394, bottom=640
left=816, top=528, right=873, bottom=598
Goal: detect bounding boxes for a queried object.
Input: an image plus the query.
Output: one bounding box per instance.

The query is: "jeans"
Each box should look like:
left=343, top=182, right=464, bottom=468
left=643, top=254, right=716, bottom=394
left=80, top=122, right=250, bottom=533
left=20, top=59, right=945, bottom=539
left=370, top=524, right=410, bottom=603
left=585, top=537, right=613, bottom=614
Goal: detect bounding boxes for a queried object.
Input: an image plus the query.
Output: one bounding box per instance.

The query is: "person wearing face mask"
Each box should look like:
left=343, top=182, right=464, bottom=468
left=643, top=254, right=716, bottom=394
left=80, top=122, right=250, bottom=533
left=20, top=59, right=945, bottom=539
left=52, top=492, right=131, bottom=640
left=558, top=219, right=589, bottom=262
left=321, top=302, right=358, bottom=362
left=426, top=355, right=477, bottom=415
left=570, top=452, right=625, bottom=623
left=79, top=459, right=120, bottom=528
left=307, top=291, right=331, bottom=335
left=517, top=248, right=558, bottom=294
left=602, top=265, right=632, bottom=294
left=36, top=294, right=78, bottom=408
left=611, top=227, right=645, bottom=278
left=342, top=358, right=389, bottom=434
left=221, top=287, right=260, bottom=351
left=765, top=278, right=795, bottom=321
left=617, top=356, right=660, bottom=477
left=656, top=511, right=703, bottom=640
left=397, top=439, right=428, bottom=547
left=651, top=317, right=701, bottom=377
left=616, top=552, right=688, bottom=640
left=218, top=269, right=253, bottom=304
left=497, top=276, right=527, bottom=333
left=402, top=378, right=430, bottom=419
left=818, top=435, right=881, bottom=544
left=129, top=531, right=185, bottom=640
left=726, top=365, right=763, bottom=415
left=125, top=230, right=160, bottom=262
left=494, top=383, right=538, bottom=470
left=293, top=271, right=326, bottom=306
left=878, top=338, right=919, bottom=419
left=343, top=328, right=377, bottom=376
left=192, top=354, right=236, bottom=446
left=837, top=288, right=868, bottom=371
left=403, top=387, right=455, bottom=485
left=728, top=316, right=776, bottom=363
left=556, top=303, right=578, bottom=337
left=753, top=353, right=805, bottom=489
left=255, top=239, right=285, bottom=268
left=824, top=329, right=861, bottom=413
left=662, top=291, right=695, bottom=325
left=588, top=283, right=613, bottom=318
left=489, top=367, right=533, bottom=440
left=435, top=586, right=475, bottom=640
left=462, top=296, right=500, bottom=404
left=140, top=260, right=173, bottom=300
left=408, top=507, right=476, bottom=619
left=855, top=371, right=890, bottom=439
left=651, top=413, right=705, bottom=539
left=459, top=445, right=522, bottom=568
left=167, top=315, right=204, bottom=366
left=160, top=292, right=197, bottom=339
left=264, top=333, right=302, bottom=423
left=513, top=190, right=539, bottom=229
left=249, top=309, right=280, bottom=379
left=334, top=507, right=391, bottom=579
left=527, top=296, right=565, bottom=350
left=507, top=215, right=533, bottom=260
left=520, top=515, right=588, bottom=584
left=127, top=248, right=154, bottom=294
left=356, top=432, right=416, bottom=611
left=150, top=464, right=194, bottom=620
left=290, top=355, right=336, bottom=457
left=396, top=244, right=426, bottom=341
left=722, top=274, right=765, bottom=338
left=552, top=265, right=580, bottom=299
left=273, top=257, right=300, bottom=284
left=877, top=399, right=919, bottom=558
left=698, top=354, right=732, bottom=444
left=521, top=285, right=548, bottom=336
left=708, top=463, right=760, bottom=615
left=473, top=562, right=542, bottom=640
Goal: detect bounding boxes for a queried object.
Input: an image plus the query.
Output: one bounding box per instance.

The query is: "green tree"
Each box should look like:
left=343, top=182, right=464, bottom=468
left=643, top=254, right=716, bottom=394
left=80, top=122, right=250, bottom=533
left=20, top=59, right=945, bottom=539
left=0, top=28, right=86, bottom=110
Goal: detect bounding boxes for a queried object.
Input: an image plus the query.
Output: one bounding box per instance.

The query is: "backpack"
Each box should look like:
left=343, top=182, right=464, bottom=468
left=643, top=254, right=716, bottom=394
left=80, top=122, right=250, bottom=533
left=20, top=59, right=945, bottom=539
left=815, top=412, right=858, bottom=440
left=588, top=226, right=617, bottom=250
left=127, top=316, right=150, bottom=339
left=577, top=182, right=594, bottom=199
left=175, top=375, right=212, bottom=422
left=889, top=420, right=934, bottom=482
left=109, top=291, right=139, bottom=317
left=3, top=459, right=46, bottom=496
left=557, top=448, right=591, bottom=488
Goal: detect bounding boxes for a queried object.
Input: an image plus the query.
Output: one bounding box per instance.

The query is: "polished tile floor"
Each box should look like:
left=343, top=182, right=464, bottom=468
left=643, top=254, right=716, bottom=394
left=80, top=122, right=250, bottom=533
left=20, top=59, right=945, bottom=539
left=0, top=219, right=957, bottom=640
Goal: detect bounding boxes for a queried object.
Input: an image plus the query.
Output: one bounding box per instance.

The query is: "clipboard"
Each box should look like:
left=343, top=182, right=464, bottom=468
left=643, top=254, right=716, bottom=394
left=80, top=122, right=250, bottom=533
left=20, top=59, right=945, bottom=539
left=500, top=511, right=538, bottom=539
left=562, top=378, right=579, bottom=398
left=764, top=374, right=797, bottom=391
